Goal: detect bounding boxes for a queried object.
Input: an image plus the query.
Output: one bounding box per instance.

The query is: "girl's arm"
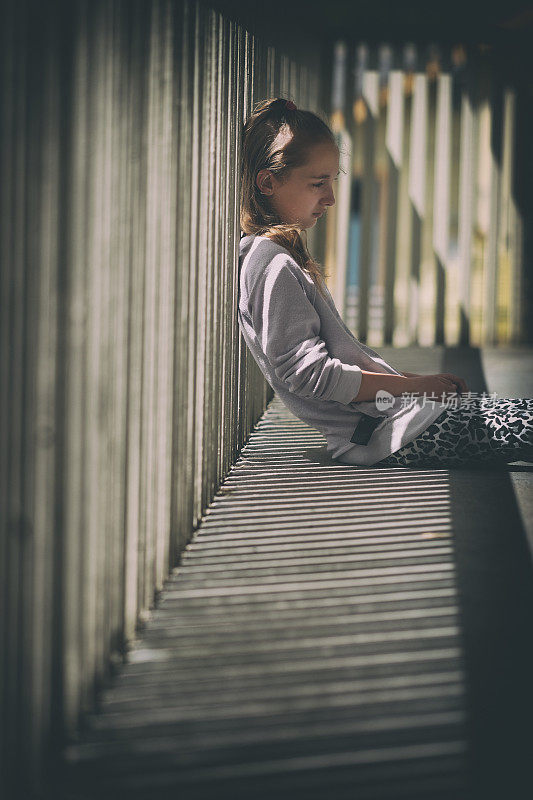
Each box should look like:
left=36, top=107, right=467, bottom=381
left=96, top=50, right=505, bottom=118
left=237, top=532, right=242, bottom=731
left=352, top=371, right=412, bottom=402
left=353, top=372, right=463, bottom=403
left=247, top=261, right=466, bottom=404
left=250, top=261, right=364, bottom=404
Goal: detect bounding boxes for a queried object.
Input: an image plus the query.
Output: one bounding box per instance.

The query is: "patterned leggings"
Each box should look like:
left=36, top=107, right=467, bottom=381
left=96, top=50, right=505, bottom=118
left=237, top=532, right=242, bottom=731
left=378, top=398, right=533, bottom=468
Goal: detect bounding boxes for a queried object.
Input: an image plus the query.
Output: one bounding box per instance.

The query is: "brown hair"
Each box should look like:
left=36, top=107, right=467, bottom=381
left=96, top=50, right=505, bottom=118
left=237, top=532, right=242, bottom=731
left=240, top=97, right=339, bottom=301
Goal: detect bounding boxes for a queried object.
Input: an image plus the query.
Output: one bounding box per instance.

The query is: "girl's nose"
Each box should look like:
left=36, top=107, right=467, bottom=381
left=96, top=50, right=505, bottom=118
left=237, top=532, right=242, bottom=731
left=324, top=187, right=335, bottom=206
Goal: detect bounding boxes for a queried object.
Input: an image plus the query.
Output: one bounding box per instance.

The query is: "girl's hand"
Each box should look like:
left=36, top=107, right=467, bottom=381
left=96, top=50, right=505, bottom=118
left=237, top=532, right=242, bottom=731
left=407, top=374, right=463, bottom=402
left=433, top=373, right=469, bottom=394
left=403, top=372, right=469, bottom=393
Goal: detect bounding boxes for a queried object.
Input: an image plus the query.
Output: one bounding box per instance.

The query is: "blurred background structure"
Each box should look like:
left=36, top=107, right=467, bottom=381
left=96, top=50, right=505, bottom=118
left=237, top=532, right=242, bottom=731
left=1, top=0, right=532, bottom=798
left=326, top=37, right=531, bottom=349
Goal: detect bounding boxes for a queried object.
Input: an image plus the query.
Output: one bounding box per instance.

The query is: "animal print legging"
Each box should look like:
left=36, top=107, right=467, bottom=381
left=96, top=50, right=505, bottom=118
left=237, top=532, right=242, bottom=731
left=378, top=398, right=533, bottom=468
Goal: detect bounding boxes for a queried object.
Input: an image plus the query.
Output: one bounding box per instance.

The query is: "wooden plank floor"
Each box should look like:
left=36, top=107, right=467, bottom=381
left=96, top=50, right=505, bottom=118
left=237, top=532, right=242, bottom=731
left=52, top=347, right=533, bottom=800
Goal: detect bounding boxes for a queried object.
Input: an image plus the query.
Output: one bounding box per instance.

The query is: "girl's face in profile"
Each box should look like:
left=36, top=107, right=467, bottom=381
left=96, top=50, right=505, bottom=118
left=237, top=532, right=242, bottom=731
left=257, top=142, right=339, bottom=229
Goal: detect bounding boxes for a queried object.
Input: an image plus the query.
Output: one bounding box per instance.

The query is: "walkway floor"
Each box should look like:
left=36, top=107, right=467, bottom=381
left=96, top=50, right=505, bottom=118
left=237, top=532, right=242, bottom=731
left=52, top=347, right=533, bottom=800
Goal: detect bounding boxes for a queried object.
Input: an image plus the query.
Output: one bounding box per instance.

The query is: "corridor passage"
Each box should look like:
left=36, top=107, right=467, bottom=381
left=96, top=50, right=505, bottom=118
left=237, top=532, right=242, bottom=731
left=54, top=347, right=533, bottom=800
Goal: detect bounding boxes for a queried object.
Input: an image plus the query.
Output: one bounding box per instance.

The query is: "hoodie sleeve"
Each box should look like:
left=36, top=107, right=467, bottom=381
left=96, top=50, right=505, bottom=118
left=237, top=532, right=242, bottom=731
left=248, top=258, right=363, bottom=404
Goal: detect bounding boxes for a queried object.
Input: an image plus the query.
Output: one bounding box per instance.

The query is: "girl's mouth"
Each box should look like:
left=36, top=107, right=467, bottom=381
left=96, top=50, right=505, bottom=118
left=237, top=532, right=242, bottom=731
left=313, top=211, right=324, bottom=217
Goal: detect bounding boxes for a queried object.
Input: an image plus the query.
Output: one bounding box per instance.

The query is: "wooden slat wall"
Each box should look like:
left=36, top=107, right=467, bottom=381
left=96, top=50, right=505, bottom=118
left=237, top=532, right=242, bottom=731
left=0, top=0, right=327, bottom=795
left=332, top=42, right=527, bottom=347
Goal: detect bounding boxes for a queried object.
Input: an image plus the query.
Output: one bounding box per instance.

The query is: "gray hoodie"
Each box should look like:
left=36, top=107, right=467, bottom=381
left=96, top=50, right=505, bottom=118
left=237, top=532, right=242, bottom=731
left=238, top=234, right=451, bottom=465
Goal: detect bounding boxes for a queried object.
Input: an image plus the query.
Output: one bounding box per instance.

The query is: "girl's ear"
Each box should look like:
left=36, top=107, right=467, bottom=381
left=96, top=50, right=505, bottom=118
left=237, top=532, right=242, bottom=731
left=256, top=169, right=274, bottom=195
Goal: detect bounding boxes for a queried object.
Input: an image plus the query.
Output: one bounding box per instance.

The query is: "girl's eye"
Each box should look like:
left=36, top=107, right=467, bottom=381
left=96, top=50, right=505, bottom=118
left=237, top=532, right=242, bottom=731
left=312, top=177, right=339, bottom=188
